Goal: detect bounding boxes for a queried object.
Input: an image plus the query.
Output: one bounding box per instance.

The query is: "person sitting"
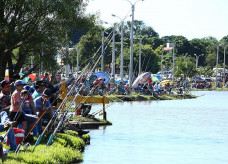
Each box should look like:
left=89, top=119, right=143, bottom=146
left=32, top=81, right=47, bottom=100
left=10, top=80, right=38, bottom=135
left=125, top=84, right=130, bottom=95
left=20, top=90, right=36, bottom=115
left=117, top=82, right=125, bottom=95
left=9, top=80, right=27, bottom=130
left=153, top=82, right=160, bottom=94
left=136, top=83, right=143, bottom=93
left=92, top=78, right=105, bottom=95
left=34, top=88, right=53, bottom=133
left=0, top=80, right=17, bottom=150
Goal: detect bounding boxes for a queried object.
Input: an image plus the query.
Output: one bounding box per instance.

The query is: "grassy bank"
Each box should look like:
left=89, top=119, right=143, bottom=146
left=4, top=131, right=90, bottom=164
left=106, top=93, right=197, bottom=102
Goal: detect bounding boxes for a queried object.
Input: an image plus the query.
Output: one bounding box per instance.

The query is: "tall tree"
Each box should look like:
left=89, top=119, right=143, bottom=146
left=0, top=0, right=91, bottom=80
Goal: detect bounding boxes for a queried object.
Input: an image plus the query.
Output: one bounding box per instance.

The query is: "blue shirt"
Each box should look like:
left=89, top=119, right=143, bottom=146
left=34, top=96, right=52, bottom=112
left=32, top=90, right=42, bottom=100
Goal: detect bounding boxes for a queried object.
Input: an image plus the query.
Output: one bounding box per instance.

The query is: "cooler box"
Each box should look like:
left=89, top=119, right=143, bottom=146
left=6, top=128, right=25, bottom=146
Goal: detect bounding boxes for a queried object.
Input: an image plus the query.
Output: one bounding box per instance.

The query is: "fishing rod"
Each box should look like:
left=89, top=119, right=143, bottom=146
left=35, top=23, right=116, bottom=149
left=15, top=92, right=64, bottom=155
left=33, top=70, right=92, bottom=151
left=46, top=79, right=105, bottom=146
left=0, top=86, right=32, bottom=160
left=46, top=85, right=85, bottom=146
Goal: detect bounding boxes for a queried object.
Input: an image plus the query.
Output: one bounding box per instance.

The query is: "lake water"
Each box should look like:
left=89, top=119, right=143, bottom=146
left=81, top=91, right=228, bottom=164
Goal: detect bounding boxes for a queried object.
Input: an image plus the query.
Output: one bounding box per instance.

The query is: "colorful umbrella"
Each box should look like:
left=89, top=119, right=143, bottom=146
left=159, top=80, right=173, bottom=87
left=115, top=77, right=128, bottom=84
left=132, top=72, right=151, bottom=88
left=28, top=73, right=37, bottom=81
left=89, top=72, right=110, bottom=85
left=151, top=74, right=162, bottom=82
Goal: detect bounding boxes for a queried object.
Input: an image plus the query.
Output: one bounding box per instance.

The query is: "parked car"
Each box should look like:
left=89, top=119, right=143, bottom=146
left=191, top=77, right=206, bottom=83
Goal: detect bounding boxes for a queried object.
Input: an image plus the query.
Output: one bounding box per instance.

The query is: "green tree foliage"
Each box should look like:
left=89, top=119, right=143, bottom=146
left=175, top=56, right=196, bottom=78
left=77, top=26, right=112, bottom=71
left=0, top=0, right=91, bottom=80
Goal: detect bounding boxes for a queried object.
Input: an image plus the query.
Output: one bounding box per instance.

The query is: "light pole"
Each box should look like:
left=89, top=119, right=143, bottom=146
left=223, top=46, right=227, bottom=87
left=194, top=54, right=204, bottom=69
left=138, top=38, right=142, bottom=76
left=111, top=26, right=116, bottom=77
left=101, top=22, right=108, bottom=72
left=112, top=14, right=124, bottom=82
left=216, top=44, right=223, bottom=88
left=172, top=40, right=180, bottom=83
left=125, top=0, right=143, bottom=88
left=76, top=46, right=79, bottom=77
left=161, top=51, right=163, bottom=75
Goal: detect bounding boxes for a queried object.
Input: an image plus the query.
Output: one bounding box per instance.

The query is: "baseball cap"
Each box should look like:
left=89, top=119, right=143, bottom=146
left=43, top=88, right=52, bottom=97
left=1, top=80, right=10, bottom=87
left=14, top=80, right=26, bottom=86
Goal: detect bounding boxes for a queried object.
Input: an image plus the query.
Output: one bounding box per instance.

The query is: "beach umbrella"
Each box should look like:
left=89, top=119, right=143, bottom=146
left=159, top=80, right=173, bottom=87
left=115, top=77, right=128, bottom=84
left=89, top=72, right=110, bottom=85
left=132, top=72, right=151, bottom=88
left=151, top=74, right=162, bottom=82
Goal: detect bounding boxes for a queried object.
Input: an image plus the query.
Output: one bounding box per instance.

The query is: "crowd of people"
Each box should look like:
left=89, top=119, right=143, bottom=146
left=0, top=79, right=58, bottom=151
left=0, top=72, right=89, bottom=154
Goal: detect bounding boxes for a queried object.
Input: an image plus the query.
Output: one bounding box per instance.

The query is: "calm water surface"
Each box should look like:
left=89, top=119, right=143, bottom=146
left=81, top=91, right=228, bottom=164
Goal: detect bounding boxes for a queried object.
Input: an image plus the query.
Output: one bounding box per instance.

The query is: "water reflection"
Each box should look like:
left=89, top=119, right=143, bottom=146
left=81, top=91, right=228, bottom=164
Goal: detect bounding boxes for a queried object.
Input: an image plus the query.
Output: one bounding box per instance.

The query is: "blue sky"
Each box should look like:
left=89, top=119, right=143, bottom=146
left=86, top=0, right=228, bottom=41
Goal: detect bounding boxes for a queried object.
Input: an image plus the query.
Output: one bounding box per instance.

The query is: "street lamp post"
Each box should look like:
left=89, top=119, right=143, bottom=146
left=223, top=46, right=227, bottom=87
left=101, top=31, right=104, bottom=72
left=111, top=27, right=115, bottom=77
left=215, top=45, right=220, bottom=88
left=161, top=52, right=163, bottom=75
left=76, top=46, right=79, bottom=77
left=112, top=14, right=124, bottom=82
left=194, top=54, right=204, bottom=69
left=138, top=38, right=142, bottom=76
left=125, top=0, right=143, bottom=88
left=101, top=22, right=108, bottom=72
left=172, top=40, right=180, bottom=83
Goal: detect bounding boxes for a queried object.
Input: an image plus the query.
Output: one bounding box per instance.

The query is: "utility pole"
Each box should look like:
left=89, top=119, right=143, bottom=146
left=112, top=14, right=124, bottom=82
left=76, top=46, right=79, bottom=77
left=111, top=27, right=115, bottom=77
left=138, top=38, right=142, bottom=76
left=215, top=45, right=220, bottom=88
left=120, top=20, right=124, bottom=82
left=223, top=46, right=227, bottom=87
left=129, top=3, right=135, bottom=88
left=65, top=34, right=70, bottom=77
left=194, top=54, right=204, bottom=69
left=101, top=31, right=104, bottom=72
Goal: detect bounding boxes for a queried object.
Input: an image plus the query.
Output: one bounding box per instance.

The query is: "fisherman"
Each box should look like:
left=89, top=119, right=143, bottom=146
left=117, top=82, right=125, bottom=95
left=10, top=80, right=38, bottom=137
left=32, top=80, right=47, bottom=100
left=9, top=80, right=27, bottom=130
left=34, top=88, right=53, bottom=133
left=0, top=80, right=18, bottom=150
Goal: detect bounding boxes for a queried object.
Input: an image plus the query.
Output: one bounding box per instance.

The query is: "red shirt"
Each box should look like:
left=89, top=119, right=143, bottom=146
left=148, top=78, right=152, bottom=85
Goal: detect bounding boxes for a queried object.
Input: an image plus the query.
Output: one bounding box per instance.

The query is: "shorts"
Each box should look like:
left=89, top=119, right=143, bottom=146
left=10, top=112, right=26, bottom=123
left=24, top=114, right=38, bottom=124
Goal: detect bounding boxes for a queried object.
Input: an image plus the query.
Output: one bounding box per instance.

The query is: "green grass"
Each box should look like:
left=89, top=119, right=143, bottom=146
left=3, top=131, right=89, bottom=164
left=105, top=93, right=197, bottom=102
